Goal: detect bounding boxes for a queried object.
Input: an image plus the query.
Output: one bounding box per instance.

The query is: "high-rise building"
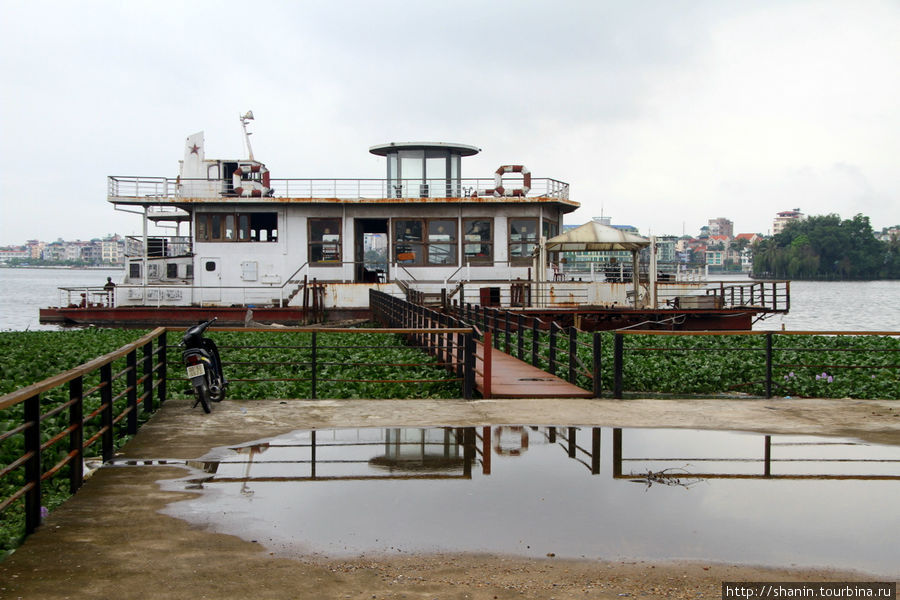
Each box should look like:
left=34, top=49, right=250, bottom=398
left=708, top=217, right=733, bottom=239
left=773, top=209, right=804, bottom=235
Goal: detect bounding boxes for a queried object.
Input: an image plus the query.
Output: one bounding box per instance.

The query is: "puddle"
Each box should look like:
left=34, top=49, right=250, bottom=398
left=157, top=426, right=900, bottom=576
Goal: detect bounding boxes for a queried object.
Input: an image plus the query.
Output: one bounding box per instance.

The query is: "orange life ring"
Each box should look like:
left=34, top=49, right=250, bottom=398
left=492, top=165, right=531, bottom=197
left=233, top=163, right=271, bottom=197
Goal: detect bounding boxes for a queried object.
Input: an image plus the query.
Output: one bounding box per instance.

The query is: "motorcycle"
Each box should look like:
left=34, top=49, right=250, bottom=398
left=181, top=317, right=227, bottom=413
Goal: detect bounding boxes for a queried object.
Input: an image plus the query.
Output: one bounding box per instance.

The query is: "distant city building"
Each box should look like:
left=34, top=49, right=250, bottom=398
left=773, top=209, right=804, bottom=235
left=734, top=233, right=762, bottom=272
left=708, top=217, right=733, bottom=239
left=0, top=247, right=29, bottom=262
left=706, top=248, right=725, bottom=267
left=655, top=235, right=678, bottom=263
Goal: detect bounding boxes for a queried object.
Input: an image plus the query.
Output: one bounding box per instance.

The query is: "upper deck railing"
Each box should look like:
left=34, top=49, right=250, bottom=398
left=108, top=176, right=571, bottom=202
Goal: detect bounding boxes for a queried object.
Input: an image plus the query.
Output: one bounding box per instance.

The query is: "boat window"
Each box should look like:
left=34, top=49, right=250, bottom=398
left=237, top=215, right=249, bottom=241
left=392, top=219, right=457, bottom=266
left=394, top=219, right=424, bottom=265
left=129, top=263, right=141, bottom=279
left=463, top=219, right=493, bottom=265
left=196, top=212, right=278, bottom=243
left=205, top=261, right=216, bottom=272
left=167, top=263, right=178, bottom=278
left=210, top=215, right=222, bottom=240
left=427, top=220, right=457, bottom=265
left=224, top=215, right=235, bottom=240
left=249, top=213, right=277, bottom=242
left=509, top=218, right=538, bottom=265
left=543, top=219, right=559, bottom=264
left=309, top=218, right=342, bottom=264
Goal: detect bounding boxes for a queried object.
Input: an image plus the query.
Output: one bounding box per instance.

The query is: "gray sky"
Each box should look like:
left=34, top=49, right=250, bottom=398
left=1, top=0, right=898, bottom=245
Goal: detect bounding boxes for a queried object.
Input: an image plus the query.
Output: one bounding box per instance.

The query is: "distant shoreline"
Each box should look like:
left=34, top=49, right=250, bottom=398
left=0, top=265, right=123, bottom=270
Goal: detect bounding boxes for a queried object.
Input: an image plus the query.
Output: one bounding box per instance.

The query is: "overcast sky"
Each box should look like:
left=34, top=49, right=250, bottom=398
left=1, top=0, right=897, bottom=245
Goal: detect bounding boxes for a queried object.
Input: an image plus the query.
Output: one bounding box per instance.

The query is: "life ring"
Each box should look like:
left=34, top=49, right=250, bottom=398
left=492, top=165, right=531, bottom=197
left=233, top=163, right=271, bottom=197
left=492, top=426, right=529, bottom=456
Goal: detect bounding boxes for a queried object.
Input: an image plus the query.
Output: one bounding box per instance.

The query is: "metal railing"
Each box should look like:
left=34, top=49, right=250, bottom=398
left=0, top=329, right=168, bottom=536
left=609, top=329, right=900, bottom=399
left=369, top=291, right=476, bottom=399
left=124, top=235, right=192, bottom=259
left=108, top=176, right=570, bottom=201
left=439, top=299, right=899, bottom=401
left=164, top=323, right=476, bottom=401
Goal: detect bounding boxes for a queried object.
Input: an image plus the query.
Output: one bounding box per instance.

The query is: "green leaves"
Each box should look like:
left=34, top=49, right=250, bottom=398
left=166, top=330, right=461, bottom=400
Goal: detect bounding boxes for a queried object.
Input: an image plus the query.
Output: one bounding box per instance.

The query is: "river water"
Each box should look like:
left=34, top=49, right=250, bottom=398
left=1, top=267, right=898, bottom=331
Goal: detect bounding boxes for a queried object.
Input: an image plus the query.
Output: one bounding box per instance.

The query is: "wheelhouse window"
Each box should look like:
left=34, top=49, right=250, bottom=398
left=309, top=218, right=342, bottom=264
left=509, top=218, right=538, bottom=264
left=393, top=219, right=458, bottom=266
left=543, top=219, right=559, bottom=264
left=463, top=219, right=493, bottom=264
left=393, top=219, right=424, bottom=264
left=427, top=220, right=456, bottom=265
left=196, top=212, right=278, bottom=242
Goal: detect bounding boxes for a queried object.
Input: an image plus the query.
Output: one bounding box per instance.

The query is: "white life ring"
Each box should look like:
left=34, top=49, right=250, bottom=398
left=233, top=163, right=271, bottom=197
left=492, top=165, right=531, bottom=197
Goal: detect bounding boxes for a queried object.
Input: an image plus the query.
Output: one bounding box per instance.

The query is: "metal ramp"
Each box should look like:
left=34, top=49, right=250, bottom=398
left=474, top=338, right=594, bottom=399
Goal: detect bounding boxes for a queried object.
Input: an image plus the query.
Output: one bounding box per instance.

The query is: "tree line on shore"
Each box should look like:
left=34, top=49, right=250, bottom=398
left=752, top=213, right=900, bottom=280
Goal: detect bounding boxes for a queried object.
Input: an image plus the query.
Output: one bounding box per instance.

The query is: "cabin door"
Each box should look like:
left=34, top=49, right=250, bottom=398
left=198, top=257, right=222, bottom=304
left=354, top=218, right=389, bottom=283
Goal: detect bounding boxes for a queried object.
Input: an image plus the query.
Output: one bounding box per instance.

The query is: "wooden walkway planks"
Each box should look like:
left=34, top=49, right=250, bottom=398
left=474, top=341, right=594, bottom=399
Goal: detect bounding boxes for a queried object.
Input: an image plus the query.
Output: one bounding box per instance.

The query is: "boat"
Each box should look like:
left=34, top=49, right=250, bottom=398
left=40, top=113, right=789, bottom=330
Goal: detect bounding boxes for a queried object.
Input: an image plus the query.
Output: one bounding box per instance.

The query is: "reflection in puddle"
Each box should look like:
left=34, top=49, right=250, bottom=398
left=162, top=427, right=900, bottom=576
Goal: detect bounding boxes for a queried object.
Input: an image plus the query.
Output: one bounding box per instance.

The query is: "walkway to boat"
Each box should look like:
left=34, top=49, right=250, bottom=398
left=474, top=339, right=594, bottom=399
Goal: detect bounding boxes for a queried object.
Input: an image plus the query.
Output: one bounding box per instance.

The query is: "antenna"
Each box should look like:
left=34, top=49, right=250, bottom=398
left=240, top=110, right=255, bottom=161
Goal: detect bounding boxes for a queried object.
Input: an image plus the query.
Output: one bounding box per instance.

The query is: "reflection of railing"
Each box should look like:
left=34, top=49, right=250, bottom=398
left=108, top=176, right=570, bottom=201
left=183, top=427, right=490, bottom=486
left=611, top=428, right=900, bottom=481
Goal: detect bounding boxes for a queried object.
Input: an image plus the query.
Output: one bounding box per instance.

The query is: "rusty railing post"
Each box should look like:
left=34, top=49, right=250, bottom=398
left=482, top=331, right=492, bottom=399
left=463, top=331, right=475, bottom=400
left=517, top=312, right=525, bottom=361
left=592, top=332, right=602, bottom=398
left=142, top=339, right=154, bottom=414
left=504, top=310, right=511, bottom=353
left=158, top=331, right=167, bottom=405
left=310, top=330, right=318, bottom=400
left=23, top=393, right=42, bottom=534
left=568, top=326, right=577, bottom=384
left=68, top=376, right=84, bottom=493
left=613, top=333, right=624, bottom=399
left=126, top=349, right=138, bottom=435
left=548, top=323, right=558, bottom=377
left=100, top=363, right=114, bottom=462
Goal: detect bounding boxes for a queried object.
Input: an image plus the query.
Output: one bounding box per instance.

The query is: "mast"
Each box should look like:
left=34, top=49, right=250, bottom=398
left=240, top=110, right=255, bottom=161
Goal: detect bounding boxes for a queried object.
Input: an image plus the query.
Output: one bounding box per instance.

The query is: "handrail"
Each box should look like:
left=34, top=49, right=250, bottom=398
left=108, top=176, right=571, bottom=202
left=0, top=329, right=167, bottom=410
left=1, top=328, right=169, bottom=540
